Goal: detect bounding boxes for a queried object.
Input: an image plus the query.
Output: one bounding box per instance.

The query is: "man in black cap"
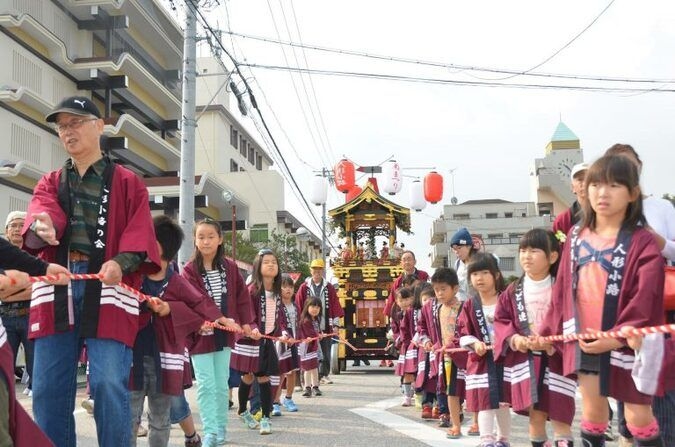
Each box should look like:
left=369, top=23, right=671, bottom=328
left=22, top=96, right=161, bottom=447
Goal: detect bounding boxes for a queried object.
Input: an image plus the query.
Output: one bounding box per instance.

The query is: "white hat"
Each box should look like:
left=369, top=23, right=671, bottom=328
left=5, top=211, right=26, bottom=228
left=571, top=162, right=589, bottom=179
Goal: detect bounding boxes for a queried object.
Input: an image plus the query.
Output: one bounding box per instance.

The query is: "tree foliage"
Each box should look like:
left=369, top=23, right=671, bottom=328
left=663, top=193, right=675, bottom=207
left=222, top=229, right=310, bottom=278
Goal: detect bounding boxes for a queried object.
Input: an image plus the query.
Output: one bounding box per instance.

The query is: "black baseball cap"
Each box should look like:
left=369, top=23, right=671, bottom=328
left=46, top=96, right=102, bottom=123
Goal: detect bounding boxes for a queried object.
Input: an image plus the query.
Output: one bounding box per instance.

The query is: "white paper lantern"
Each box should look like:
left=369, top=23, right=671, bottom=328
left=409, top=179, right=426, bottom=211
left=309, top=175, right=328, bottom=205
left=382, top=159, right=402, bottom=195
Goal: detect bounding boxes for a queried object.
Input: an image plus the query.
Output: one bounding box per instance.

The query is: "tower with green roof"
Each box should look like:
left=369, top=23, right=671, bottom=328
left=529, top=121, right=584, bottom=217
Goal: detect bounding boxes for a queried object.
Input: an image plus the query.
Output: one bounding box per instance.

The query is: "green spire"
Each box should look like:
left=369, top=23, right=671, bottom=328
left=551, top=121, right=578, bottom=142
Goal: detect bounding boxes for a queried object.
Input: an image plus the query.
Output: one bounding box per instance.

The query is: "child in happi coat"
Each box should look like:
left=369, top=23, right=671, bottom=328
left=298, top=297, right=323, bottom=397
left=0, top=238, right=69, bottom=446
left=182, top=219, right=254, bottom=447
left=230, top=249, right=289, bottom=435
left=400, top=284, right=425, bottom=408
left=538, top=155, right=666, bottom=447
left=458, top=253, right=511, bottom=447
left=493, top=229, right=575, bottom=447
left=272, top=275, right=301, bottom=415
left=427, top=268, right=467, bottom=438
left=393, top=288, right=415, bottom=405
left=413, top=283, right=438, bottom=414
left=129, top=216, right=238, bottom=446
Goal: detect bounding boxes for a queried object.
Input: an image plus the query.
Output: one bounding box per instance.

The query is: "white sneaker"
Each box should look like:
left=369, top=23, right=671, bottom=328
left=136, top=424, right=148, bottom=437
left=81, top=398, right=94, bottom=415
left=401, top=396, right=412, bottom=407
left=618, top=436, right=635, bottom=447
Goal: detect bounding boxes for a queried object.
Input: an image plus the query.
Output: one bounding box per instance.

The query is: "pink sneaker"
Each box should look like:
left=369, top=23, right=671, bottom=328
left=401, top=396, right=412, bottom=407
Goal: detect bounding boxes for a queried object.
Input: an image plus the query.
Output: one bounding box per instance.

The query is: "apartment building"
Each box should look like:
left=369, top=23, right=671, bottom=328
left=194, top=56, right=322, bottom=259
left=0, top=1, right=235, bottom=226
left=430, top=199, right=554, bottom=278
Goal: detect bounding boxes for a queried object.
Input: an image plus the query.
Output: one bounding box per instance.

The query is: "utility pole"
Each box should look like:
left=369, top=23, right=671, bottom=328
left=178, top=1, right=197, bottom=266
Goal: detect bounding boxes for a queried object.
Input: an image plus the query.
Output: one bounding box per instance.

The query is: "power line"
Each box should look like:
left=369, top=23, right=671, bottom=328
left=184, top=0, right=336, bottom=252
left=237, top=63, right=675, bottom=94
left=286, top=0, right=338, bottom=164
left=223, top=29, right=675, bottom=85
left=218, top=2, right=320, bottom=171
left=488, top=0, right=616, bottom=80
left=264, top=0, right=330, bottom=169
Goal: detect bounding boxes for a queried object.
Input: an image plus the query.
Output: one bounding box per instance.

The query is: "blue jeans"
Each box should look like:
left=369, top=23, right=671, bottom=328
left=170, top=393, right=192, bottom=425
left=131, top=356, right=171, bottom=447
left=32, top=261, right=133, bottom=447
left=3, top=314, right=32, bottom=388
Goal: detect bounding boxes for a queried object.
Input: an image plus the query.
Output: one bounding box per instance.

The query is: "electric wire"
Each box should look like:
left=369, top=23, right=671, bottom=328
left=286, top=0, right=338, bottom=164
left=264, top=0, right=330, bottom=169
left=185, top=0, right=336, bottom=252
left=219, top=3, right=320, bottom=171
left=486, top=0, right=616, bottom=81
left=223, top=29, right=675, bottom=85
left=237, top=63, right=675, bottom=94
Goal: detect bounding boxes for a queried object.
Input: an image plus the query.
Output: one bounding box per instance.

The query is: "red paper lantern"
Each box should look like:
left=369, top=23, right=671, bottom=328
left=424, top=171, right=443, bottom=204
left=345, top=185, right=362, bottom=202
left=334, top=159, right=355, bottom=193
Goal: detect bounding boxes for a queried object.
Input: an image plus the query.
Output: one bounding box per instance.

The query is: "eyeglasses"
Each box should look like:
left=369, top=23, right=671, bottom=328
left=53, top=118, right=98, bottom=133
left=258, top=248, right=274, bottom=256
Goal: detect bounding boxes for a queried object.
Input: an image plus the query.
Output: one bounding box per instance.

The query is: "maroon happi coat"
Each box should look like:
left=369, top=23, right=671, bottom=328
left=457, top=297, right=507, bottom=412
left=0, top=319, right=54, bottom=446
left=384, top=269, right=429, bottom=316
left=182, top=258, right=253, bottom=355
left=230, top=284, right=288, bottom=374
left=130, top=272, right=222, bottom=395
left=539, top=227, right=665, bottom=404
left=23, top=164, right=160, bottom=347
left=493, top=282, right=576, bottom=424
left=298, top=318, right=320, bottom=371
left=396, top=307, right=419, bottom=376
left=296, top=279, right=344, bottom=330
left=416, top=298, right=466, bottom=396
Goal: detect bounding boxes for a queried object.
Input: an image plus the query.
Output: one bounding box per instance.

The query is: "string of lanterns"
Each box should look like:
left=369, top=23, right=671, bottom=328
left=309, top=158, right=444, bottom=210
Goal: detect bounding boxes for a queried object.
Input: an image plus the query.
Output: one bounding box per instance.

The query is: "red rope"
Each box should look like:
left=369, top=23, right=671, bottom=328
left=26, top=273, right=339, bottom=346
left=38, top=275, right=675, bottom=351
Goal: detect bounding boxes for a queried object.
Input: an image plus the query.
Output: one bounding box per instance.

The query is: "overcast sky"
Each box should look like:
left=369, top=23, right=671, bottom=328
left=166, top=0, right=675, bottom=271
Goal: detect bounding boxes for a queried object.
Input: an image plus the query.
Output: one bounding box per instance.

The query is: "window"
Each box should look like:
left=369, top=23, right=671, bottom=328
left=487, top=233, right=503, bottom=239
left=256, top=154, right=262, bottom=170
left=452, top=213, right=470, bottom=220
left=230, top=159, right=239, bottom=172
left=230, top=126, right=238, bottom=147
left=250, top=224, right=269, bottom=243
left=504, top=212, right=513, bottom=218
left=486, top=213, right=498, bottom=219
left=500, top=257, right=515, bottom=271
left=240, top=137, right=247, bottom=156
left=248, top=147, right=255, bottom=165
left=538, top=202, right=553, bottom=216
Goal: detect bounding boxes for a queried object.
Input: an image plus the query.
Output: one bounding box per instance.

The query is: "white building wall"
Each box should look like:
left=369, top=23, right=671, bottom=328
left=195, top=58, right=231, bottom=112
left=434, top=201, right=554, bottom=278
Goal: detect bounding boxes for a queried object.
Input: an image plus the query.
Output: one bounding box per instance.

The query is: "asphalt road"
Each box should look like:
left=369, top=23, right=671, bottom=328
left=15, top=362, right=598, bottom=446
